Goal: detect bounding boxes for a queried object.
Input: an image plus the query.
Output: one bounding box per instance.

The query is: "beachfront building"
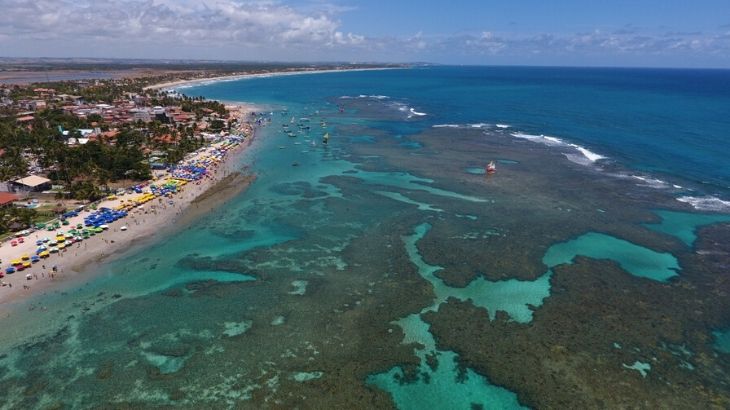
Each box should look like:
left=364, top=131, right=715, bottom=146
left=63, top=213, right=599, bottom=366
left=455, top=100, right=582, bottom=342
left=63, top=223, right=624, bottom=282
left=0, top=192, right=19, bottom=208
left=10, top=175, right=52, bottom=193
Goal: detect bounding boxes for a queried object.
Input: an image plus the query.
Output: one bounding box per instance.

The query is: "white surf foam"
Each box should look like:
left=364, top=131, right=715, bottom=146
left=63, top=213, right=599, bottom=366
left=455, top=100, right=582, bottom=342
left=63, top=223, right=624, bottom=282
left=631, top=175, right=671, bottom=189
left=574, top=146, right=606, bottom=162
left=676, top=196, right=730, bottom=212
left=495, top=124, right=511, bottom=129
left=409, top=108, right=427, bottom=117
left=432, top=123, right=490, bottom=129
left=511, top=132, right=606, bottom=164
left=339, top=95, right=390, bottom=100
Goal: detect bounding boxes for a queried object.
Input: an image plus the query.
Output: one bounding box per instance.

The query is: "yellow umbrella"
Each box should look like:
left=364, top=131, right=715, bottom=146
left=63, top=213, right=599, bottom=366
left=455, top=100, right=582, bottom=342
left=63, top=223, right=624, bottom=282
left=39, top=251, right=50, bottom=258
left=22, top=262, right=31, bottom=268
left=11, top=259, right=22, bottom=265
left=58, top=243, right=66, bottom=249
left=21, top=254, right=30, bottom=260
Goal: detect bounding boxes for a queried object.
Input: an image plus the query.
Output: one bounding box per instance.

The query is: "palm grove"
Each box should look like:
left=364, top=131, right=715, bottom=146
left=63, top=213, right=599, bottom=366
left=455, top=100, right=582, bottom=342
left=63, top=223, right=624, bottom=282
left=0, top=78, right=232, bottom=232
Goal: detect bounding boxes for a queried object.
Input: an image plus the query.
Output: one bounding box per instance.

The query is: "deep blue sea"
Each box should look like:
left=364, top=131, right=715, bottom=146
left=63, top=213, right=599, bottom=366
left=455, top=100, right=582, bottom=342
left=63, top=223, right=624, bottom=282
left=188, top=66, right=730, bottom=199
left=1, top=66, right=730, bottom=408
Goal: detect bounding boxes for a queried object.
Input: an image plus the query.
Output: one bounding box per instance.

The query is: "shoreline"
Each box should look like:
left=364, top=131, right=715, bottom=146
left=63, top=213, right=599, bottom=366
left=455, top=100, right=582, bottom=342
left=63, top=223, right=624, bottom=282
left=0, top=107, right=260, bottom=307
left=143, top=66, right=404, bottom=91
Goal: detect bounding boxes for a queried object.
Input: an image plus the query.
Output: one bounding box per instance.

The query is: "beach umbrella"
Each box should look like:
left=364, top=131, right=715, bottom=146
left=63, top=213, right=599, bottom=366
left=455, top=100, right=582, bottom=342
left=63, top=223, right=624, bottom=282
left=35, top=240, right=43, bottom=246
left=5, top=267, right=15, bottom=274
left=11, top=259, right=22, bottom=265
left=39, top=251, right=49, bottom=258
left=49, top=247, right=59, bottom=253
left=21, top=254, right=30, bottom=260
left=31, top=256, right=40, bottom=263
left=58, top=243, right=66, bottom=250
left=22, top=262, right=31, bottom=268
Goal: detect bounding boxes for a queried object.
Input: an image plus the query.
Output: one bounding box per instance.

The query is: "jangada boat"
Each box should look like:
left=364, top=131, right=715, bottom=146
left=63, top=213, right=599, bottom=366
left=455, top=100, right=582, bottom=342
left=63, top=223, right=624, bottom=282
left=486, top=161, right=496, bottom=173
left=322, top=132, right=330, bottom=145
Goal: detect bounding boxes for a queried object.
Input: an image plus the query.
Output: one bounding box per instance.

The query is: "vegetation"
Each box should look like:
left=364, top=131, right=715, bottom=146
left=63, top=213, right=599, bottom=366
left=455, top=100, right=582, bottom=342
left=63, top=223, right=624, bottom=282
left=0, top=206, right=36, bottom=233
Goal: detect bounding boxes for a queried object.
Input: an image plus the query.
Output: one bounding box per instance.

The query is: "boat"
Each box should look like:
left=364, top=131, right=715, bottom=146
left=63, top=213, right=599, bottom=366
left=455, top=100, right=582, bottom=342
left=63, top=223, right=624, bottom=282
left=322, top=132, right=330, bottom=145
left=486, top=161, right=496, bottom=174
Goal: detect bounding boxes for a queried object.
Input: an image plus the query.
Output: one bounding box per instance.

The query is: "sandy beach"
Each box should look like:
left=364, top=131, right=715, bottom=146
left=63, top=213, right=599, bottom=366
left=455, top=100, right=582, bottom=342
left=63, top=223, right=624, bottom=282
left=143, top=67, right=402, bottom=91
left=0, top=105, right=261, bottom=307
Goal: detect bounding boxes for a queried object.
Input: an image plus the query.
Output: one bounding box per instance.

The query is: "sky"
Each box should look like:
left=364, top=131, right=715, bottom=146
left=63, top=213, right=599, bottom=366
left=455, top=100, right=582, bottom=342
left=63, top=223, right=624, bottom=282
left=0, top=0, right=729, bottom=68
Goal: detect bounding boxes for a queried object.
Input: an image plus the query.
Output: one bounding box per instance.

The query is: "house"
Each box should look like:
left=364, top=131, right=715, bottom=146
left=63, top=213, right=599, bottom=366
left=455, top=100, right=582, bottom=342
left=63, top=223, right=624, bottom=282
left=0, top=192, right=18, bottom=207
left=11, top=175, right=52, bottom=193
left=30, top=100, right=46, bottom=111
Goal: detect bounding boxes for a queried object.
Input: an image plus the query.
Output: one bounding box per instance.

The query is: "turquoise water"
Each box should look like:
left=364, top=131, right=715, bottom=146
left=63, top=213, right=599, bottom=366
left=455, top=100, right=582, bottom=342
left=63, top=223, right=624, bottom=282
left=1, top=67, right=730, bottom=408
left=643, top=210, right=730, bottom=246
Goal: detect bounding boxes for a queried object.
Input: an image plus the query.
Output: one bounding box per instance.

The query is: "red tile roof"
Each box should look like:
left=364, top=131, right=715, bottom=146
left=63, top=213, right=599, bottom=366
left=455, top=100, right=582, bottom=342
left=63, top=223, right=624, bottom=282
left=0, top=192, right=19, bottom=206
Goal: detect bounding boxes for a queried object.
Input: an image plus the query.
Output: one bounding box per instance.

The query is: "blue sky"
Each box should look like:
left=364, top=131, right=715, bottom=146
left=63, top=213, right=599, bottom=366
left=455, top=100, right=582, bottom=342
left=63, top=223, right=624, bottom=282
left=0, top=0, right=728, bottom=67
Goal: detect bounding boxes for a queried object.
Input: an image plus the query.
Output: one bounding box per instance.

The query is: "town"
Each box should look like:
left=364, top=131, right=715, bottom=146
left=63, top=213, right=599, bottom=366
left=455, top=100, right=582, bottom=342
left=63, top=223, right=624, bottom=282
left=0, top=74, right=256, bottom=237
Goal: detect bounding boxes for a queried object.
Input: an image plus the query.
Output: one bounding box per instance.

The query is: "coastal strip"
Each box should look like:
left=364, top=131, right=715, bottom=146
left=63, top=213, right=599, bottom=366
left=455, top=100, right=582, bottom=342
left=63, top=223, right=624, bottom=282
left=144, top=67, right=405, bottom=91
left=0, top=105, right=261, bottom=306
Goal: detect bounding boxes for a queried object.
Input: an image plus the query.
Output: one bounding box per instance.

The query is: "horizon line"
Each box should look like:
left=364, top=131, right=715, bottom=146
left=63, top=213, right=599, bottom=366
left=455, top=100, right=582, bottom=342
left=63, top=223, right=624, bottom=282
left=1, top=56, right=729, bottom=71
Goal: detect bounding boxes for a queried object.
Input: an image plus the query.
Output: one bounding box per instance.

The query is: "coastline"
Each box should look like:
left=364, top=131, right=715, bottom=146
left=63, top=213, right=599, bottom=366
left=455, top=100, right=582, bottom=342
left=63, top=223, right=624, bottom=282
left=0, top=107, right=260, bottom=307
left=143, top=66, right=404, bottom=91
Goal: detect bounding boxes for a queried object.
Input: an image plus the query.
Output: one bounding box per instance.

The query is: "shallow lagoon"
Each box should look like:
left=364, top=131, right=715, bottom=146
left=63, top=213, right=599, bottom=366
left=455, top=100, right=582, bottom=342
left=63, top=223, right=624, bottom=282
left=1, top=67, right=730, bottom=408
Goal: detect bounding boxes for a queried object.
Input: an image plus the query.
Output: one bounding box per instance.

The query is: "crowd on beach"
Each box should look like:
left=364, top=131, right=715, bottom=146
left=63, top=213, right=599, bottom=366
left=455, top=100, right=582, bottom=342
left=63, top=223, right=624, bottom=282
left=0, top=128, right=256, bottom=299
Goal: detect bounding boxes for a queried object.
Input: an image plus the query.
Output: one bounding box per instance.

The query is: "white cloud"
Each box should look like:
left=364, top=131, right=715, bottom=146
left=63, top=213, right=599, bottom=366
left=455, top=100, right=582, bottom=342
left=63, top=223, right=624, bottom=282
left=0, top=0, right=366, bottom=51
left=0, top=0, right=728, bottom=65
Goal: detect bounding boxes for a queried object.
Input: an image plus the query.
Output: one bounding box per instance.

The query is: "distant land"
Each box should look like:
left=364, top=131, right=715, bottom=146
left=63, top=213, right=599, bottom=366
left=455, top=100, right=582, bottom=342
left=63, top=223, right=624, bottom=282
left=0, top=57, right=406, bottom=85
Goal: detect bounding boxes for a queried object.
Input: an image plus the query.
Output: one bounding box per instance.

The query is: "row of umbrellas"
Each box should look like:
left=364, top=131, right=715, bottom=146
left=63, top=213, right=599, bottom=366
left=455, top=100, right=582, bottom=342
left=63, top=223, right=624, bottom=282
left=84, top=208, right=128, bottom=228
left=4, top=136, right=244, bottom=277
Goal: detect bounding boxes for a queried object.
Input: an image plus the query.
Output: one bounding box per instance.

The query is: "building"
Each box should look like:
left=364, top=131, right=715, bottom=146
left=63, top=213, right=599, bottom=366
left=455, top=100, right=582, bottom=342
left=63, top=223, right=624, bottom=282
left=11, top=175, right=52, bottom=193
left=0, top=192, right=18, bottom=207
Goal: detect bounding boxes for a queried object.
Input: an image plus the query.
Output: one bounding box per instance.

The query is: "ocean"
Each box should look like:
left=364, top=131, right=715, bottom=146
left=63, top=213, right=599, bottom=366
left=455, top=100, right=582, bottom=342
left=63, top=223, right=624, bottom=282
left=1, top=66, right=730, bottom=408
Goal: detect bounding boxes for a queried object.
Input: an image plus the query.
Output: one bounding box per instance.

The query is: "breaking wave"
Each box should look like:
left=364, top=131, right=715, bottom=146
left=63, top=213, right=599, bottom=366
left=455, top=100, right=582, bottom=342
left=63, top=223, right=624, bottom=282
left=676, top=196, right=730, bottom=212
left=511, top=132, right=606, bottom=165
